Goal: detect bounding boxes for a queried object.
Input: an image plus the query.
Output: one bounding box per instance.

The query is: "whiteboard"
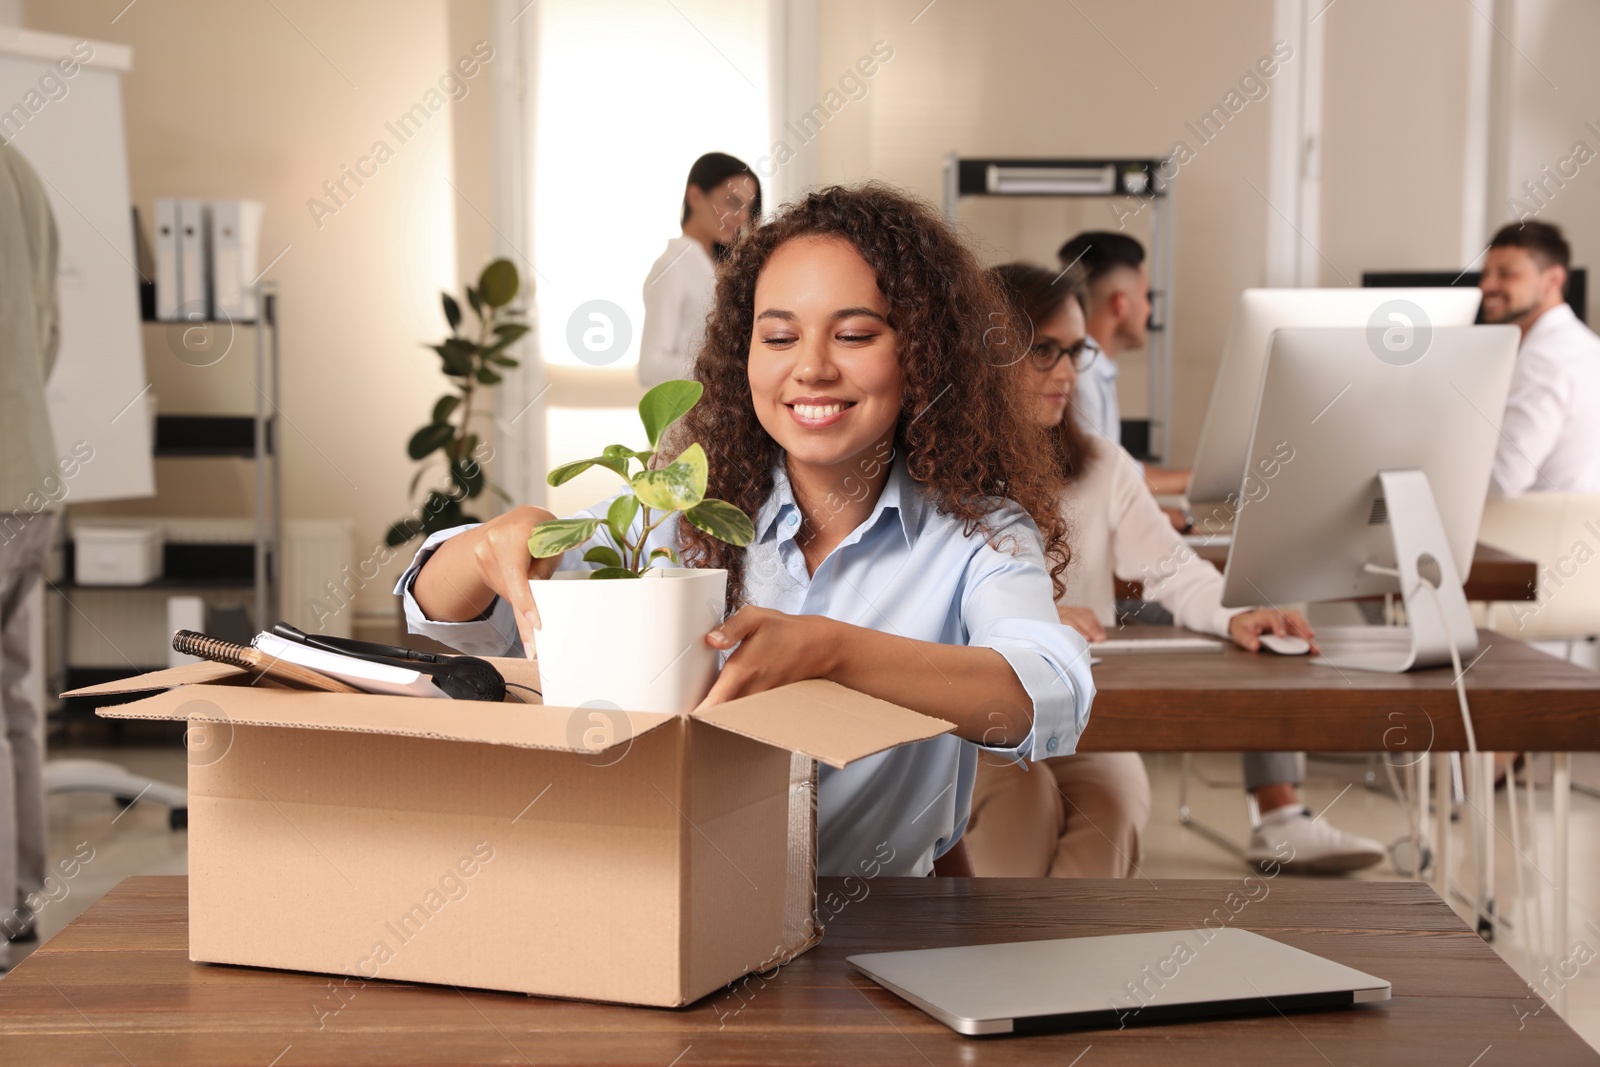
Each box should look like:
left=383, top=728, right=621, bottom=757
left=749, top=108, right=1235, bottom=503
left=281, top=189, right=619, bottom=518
left=0, top=29, right=153, bottom=503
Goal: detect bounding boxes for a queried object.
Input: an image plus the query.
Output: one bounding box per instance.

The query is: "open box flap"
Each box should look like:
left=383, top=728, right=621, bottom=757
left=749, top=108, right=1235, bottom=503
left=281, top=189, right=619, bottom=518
left=94, top=682, right=675, bottom=753
left=690, top=679, right=955, bottom=769
left=61, top=661, right=247, bottom=697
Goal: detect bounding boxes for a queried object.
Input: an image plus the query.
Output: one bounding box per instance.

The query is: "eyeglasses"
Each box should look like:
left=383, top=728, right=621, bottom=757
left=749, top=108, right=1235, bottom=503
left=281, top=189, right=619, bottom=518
left=1028, top=336, right=1101, bottom=373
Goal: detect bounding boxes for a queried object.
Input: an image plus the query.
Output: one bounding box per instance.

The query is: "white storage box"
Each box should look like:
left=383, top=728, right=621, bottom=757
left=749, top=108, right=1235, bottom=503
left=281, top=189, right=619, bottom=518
left=75, top=527, right=162, bottom=585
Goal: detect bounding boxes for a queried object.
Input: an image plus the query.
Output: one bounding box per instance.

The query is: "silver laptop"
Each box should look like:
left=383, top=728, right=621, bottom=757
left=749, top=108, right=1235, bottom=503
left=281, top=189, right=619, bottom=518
left=849, top=928, right=1389, bottom=1035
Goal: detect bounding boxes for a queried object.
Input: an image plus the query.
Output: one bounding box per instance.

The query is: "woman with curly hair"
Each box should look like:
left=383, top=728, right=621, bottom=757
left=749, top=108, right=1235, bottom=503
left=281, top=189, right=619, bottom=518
left=397, top=183, right=1095, bottom=878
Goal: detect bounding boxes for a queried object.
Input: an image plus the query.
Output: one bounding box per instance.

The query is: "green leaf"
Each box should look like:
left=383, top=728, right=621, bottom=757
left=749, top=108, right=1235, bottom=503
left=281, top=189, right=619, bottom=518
left=684, top=498, right=755, bottom=546
left=442, top=292, right=461, bottom=331
left=487, top=353, right=520, bottom=368
left=582, top=545, right=623, bottom=568
left=527, top=517, right=602, bottom=558
left=638, top=380, right=703, bottom=448
left=476, top=367, right=502, bottom=385
left=547, top=453, right=629, bottom=487
left=449, top=456, right=485, bottom=498
left=385, top=518, right=425, bottom=547
left=431, top=394, right=460, bottom=424
left=588, top=567, right=639, bottom=580
left=647, top=546, right=681, bottom=567
left=407, top=422, right=455, bottom=461
left=478, top=259, right=519, bottom=308
left=606, top=493, right=639, bottom=549
left=631, top=446, right=706, bottom=512
left=493, top=323, right=530, bottom=342
left=466, top=285, right=484, bottom=318
left=432, top=338, right=476, bottom=377
left=601, top=443, right=646, bottom=473
left=419, top=492, right=465, bottom=534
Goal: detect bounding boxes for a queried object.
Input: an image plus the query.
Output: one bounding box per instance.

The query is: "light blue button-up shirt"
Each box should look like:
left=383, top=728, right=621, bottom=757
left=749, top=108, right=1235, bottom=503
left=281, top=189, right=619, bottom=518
left=394, top=457, right=1094, bottom=878
left=1071, top=344, right=1120, bottom=445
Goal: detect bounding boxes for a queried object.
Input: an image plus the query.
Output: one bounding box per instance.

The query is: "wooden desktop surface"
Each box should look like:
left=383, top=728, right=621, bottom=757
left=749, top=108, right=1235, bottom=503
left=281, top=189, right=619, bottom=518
left=1117, top=541, right=1538, bottom=602
left=2, top=875, right=1594, bottom=1066
left=1078, top=627, right=1600, bottom=753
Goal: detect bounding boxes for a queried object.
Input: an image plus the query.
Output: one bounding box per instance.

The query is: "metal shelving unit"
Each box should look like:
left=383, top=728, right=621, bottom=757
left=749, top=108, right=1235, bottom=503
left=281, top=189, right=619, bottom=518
left=941, top=154, right=1175, bottom=463
left=53, top=283, right=282, bottom=706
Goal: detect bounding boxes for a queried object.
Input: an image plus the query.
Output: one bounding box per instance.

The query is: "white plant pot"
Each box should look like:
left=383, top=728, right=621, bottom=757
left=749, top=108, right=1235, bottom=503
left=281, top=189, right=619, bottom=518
left=528, top=568, right=727, bottom=714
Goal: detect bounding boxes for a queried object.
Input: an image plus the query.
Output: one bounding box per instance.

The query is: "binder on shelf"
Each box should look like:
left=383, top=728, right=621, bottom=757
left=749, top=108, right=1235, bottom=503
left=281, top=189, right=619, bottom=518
left=154, top=198, right=181, bottom=321
left=210, top=199, right=264, bottom=320
left=177, top=198, right=209, bottom=320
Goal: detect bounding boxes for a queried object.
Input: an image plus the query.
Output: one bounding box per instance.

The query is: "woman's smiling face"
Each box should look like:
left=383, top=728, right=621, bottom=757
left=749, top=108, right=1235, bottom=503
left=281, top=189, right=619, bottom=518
left=747, top=235, right=905, bottom=473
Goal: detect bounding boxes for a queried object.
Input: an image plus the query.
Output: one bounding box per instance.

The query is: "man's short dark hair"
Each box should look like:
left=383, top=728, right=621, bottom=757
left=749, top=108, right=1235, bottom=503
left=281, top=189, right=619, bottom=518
left=1057, top=231, right=1145, bottom=287
left=1489, top=221, right=1571, bottom=271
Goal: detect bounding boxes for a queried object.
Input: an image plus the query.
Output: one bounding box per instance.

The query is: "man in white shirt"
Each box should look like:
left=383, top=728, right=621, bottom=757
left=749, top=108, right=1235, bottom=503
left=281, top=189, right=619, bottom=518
left=1478, top=221, right=1600, bottom=498
left=1057, top=233, right=1190, bottom=499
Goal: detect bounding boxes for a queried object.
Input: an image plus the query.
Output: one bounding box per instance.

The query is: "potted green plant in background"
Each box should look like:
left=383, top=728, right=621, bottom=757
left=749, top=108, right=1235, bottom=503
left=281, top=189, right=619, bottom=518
left=385, top=258, right=527, bottom=547
left=525, top=380, right=755, bottom=713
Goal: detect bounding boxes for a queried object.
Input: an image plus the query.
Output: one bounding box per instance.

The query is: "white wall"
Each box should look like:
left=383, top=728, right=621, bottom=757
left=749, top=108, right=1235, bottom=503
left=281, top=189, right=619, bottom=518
left=25, top=0, right=487, bottom=624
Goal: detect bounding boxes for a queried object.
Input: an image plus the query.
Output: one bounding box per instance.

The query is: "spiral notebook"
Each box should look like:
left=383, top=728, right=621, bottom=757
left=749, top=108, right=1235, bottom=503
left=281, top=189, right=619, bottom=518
left=171, top=630, right=360, bottom=693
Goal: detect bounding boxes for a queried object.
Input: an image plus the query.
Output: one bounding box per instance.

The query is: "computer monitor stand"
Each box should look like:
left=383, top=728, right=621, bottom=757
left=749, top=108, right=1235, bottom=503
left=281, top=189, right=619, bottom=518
left=1313, top=469, right=1480, bottom=674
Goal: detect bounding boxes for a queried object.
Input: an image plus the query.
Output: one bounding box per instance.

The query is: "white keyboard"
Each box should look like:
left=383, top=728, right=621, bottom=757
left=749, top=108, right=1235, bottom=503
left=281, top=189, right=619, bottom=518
left=1093, top=637, right=1224, bottom=654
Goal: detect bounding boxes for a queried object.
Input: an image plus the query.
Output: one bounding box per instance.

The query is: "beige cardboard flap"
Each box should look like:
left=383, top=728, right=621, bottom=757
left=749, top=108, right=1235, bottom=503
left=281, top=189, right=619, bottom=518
left=95, top=683, right=677, bottom=753
left=61, top=661, right=248, bottom=697
left=691, top=679, right=955, bottom=769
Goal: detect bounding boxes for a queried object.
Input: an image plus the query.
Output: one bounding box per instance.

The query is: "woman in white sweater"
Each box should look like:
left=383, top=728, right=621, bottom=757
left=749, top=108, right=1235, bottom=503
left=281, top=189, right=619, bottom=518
left=637, top=153, right=762, bottom=387
left=962, top=263, right=1386, bottom=877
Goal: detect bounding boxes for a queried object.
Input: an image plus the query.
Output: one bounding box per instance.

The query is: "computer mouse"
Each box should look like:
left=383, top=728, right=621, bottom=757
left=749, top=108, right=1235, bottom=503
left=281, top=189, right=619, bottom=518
left=1259, top=634, right=1311, bottom=656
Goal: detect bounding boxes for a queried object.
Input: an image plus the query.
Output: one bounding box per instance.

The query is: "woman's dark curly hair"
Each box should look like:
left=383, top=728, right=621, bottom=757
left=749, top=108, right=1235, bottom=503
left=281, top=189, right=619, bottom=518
left=987, top=261, right=1097, bottom=486
left=674, top=182, right=1070, bottom=610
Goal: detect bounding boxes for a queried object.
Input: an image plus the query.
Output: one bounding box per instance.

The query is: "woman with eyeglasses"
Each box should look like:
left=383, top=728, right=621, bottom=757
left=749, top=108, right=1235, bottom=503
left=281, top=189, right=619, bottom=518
left=638, top=153, right=763, bottom=388
left=962, top=263, right=1385, bottom=878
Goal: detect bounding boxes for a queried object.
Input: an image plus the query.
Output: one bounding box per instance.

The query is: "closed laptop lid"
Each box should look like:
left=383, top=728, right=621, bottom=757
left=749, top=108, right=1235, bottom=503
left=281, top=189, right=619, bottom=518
left=849, top=928, right=1390, bottom=1036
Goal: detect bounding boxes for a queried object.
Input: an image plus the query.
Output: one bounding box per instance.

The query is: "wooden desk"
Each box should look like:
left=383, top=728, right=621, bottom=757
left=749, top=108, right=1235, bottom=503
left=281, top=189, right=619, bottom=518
left=1077, top=626, right=1600, bottom=753
left=1116, top=541, right=1538, bottom=602
left=2, top=875, right=1594, bottom=1066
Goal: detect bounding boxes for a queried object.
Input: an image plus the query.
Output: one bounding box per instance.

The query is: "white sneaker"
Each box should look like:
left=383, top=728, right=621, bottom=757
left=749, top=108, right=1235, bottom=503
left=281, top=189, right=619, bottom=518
left=1245, top=806, right=1385, bottom=874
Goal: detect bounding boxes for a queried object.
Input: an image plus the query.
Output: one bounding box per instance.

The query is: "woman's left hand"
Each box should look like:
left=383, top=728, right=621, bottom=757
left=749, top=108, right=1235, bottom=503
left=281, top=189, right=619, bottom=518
left=698, top=607, right=842, bottom=708
left=1228, top=608, right=1317, bottom=653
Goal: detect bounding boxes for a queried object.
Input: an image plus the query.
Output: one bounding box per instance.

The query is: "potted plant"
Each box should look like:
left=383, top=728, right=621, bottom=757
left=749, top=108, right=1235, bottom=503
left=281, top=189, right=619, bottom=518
left=385, top=259, right=527, bottom=547
left=524, top=380, right=755, bottom=713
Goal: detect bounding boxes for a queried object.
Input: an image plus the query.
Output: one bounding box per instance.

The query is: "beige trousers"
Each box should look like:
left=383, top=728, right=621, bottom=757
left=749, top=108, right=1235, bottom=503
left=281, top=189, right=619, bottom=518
left=965, top=751, right=1151, bottom=878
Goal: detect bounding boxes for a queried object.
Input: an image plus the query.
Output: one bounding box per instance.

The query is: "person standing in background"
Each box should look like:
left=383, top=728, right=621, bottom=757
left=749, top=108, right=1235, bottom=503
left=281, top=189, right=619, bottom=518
left=637, top=152, right=762, bottom=388
left=1477, top=221, right=1600, bottom=498
left=0, top=141, right=62, bottom=968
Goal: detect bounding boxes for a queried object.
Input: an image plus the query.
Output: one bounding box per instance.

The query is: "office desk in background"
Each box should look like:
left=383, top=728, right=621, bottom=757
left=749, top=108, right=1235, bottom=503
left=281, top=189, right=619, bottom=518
left=2, top=875, right=1595, bottom=1066
left=1077, top=626, right=1598, bottom=753
left=1116, top=541, right=1539, bottom=603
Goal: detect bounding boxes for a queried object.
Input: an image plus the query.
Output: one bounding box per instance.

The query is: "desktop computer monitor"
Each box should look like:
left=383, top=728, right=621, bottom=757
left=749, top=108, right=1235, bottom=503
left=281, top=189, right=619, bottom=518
left=1188, top=288, right=1484, bottom=507
left=1219, top=325, right=1519, bottom=672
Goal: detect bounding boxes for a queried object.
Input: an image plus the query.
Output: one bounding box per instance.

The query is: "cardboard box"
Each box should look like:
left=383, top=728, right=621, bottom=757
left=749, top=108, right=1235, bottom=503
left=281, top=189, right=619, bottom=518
left=66, top=660, right=952, bottom=1007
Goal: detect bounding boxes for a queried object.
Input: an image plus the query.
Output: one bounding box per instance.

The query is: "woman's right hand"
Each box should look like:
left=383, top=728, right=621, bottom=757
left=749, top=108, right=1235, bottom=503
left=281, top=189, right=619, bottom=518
left=411, top=505, right=561, bottom=652
left=1056, top=605, right=1107, bottom=643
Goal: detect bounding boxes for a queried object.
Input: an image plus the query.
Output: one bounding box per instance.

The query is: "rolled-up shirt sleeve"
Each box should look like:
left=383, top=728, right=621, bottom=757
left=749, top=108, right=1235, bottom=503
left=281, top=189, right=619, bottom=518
left=394, top=524, right=523, bottom=657
left=393, top=494, right=645, bottom=657
left=960, top=509, right=1096, bottom=762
